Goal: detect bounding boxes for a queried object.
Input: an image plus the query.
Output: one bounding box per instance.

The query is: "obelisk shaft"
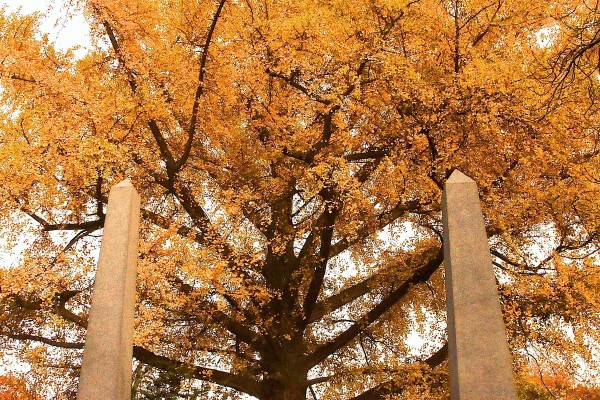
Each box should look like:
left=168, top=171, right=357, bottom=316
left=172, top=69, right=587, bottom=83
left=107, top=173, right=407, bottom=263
left=78, top=180, right=140, bottom=400
left=442, top=170, right=516, bottom=400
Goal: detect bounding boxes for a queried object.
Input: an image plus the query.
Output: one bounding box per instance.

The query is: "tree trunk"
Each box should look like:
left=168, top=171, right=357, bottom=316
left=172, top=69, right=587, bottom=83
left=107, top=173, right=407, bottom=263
left=261, top=350, right=308, bottom=400
left=261, top=380, right=307, bottom=400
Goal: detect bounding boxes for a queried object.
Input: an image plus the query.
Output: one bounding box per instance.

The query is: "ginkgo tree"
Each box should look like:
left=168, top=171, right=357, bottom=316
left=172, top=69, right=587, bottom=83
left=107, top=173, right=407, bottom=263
left=0, top=0, right=599, bottom=399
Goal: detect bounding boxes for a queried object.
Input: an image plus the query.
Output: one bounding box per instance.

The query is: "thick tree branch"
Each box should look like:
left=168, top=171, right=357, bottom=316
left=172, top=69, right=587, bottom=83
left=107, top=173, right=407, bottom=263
left=9, top=290, right=265, bottom=394
left=98, top=15, right=176, bottom=170
left=133, top=346, right=262, bottom=398
left=0, top=322, right=261, bottom=396
left=24, top=211, right=104, bottom=232
left=213, top=310, right=270, bottom=355
left=11, top=293, right=88, bottom=329
left=423, top=342, right=448, bottom=368
left=266, top=68, right=332, bottom=105
left=304, top=246, right=443, bottom=367
left=309, top=245, right=444, bottom=323
left=305, top=342, right=448, bottom=389
left=349, top=342, right=448, bottom=400
left=309, top=276, right=375, bottom=323
left=175, top=0, right=227, bottom=172
left=344, top=149, right=390, bottom=161
left=166, top=275, right=268, bottom=357
left=329, top=199, right=428, bottom=258
left=296, top=157, right=385, bottom=266
left=151, top=178, right=240, bottom=266
left=1, top=331, right=84, bottom=349
left=301, top=194, right=338, bottom=326
left=0, top=71, right=37, bottom=83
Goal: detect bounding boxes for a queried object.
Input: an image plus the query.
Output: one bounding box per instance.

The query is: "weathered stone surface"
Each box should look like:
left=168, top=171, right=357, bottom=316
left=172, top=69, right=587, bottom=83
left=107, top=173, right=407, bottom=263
left=442, top=170, right=516, bottom=400
left=77, top=179, right=140, bottom=400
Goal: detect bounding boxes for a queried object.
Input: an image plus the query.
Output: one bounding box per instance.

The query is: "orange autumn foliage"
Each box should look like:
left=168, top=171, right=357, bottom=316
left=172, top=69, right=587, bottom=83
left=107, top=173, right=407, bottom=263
left=0, top=375, right=41, bottom=400
left=0, top=0, right=599, bottom=399
left=518, top=369, right=600, bottom=400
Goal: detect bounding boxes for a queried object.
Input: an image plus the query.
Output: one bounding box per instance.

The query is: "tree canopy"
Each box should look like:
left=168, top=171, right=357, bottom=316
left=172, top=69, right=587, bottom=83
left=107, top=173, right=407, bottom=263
left=0, top=0, right=599, bottom=399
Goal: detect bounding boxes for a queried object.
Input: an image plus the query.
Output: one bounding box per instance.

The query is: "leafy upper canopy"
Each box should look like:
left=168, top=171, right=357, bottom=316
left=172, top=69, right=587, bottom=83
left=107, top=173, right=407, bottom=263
left=0, top=0, right=599, bottom=399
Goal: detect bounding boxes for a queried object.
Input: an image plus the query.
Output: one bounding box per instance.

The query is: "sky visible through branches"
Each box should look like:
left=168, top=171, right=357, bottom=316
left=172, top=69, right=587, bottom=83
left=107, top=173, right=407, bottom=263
left=0, top=2, right=441, bottom=387
left=1, top=1, right=90, bottom=52
left=1, top=1, right=599, bottom=399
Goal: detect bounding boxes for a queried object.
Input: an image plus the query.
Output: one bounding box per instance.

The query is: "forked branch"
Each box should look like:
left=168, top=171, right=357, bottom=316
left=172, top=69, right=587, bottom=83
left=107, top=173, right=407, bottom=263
left=304, top=247, right=443, bottom=367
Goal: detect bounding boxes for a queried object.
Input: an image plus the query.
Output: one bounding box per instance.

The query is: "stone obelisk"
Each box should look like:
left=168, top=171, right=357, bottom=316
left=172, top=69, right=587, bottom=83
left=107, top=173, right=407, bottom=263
left=442, top=170, right=516, bottom=400
left=78, top=180, right=140, bottom=400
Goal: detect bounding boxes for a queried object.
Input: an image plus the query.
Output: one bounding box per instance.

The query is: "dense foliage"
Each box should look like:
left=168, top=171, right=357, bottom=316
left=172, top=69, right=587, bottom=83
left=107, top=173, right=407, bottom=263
left=0, top=0, right=599, bottom=398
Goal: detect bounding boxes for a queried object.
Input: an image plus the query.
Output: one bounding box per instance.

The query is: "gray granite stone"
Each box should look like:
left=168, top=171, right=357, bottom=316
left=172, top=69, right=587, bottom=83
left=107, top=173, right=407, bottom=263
left=442, top=170, right=516, bottom=400
left=77, top=179, right=140, bottom=400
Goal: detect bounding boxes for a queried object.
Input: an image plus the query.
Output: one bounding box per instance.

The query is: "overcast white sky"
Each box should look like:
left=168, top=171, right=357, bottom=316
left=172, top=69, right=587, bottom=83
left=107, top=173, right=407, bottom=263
left=0, top=1, right=94, bottom=379
left=0, top=1, right=93, bottom=267
left=1, top=0, right=597, bottom=392
left=1, top=0, right=91, bottom=53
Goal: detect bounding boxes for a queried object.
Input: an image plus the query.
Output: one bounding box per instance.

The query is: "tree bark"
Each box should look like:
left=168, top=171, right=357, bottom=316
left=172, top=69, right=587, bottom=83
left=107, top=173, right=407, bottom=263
left=261, top=348, right=309, bottom=400
left=261, top=382, right=307, bottom=400
left=261, top=371, right=307, bottom=400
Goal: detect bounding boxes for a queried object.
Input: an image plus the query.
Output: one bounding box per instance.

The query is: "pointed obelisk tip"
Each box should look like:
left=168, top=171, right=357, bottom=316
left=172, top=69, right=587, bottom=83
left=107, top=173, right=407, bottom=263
left=113, top=178, right=135, bottom=189
left=446, top=169, right=475, bottom=184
